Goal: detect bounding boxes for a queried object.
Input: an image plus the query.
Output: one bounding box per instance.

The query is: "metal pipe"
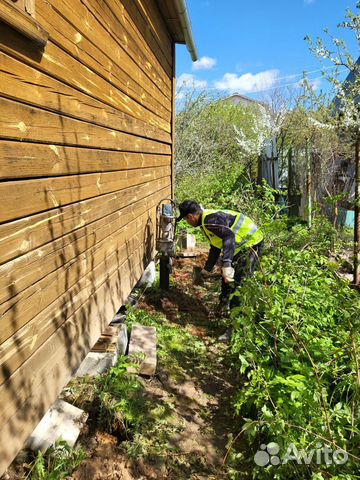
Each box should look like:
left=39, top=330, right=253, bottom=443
left=173, top=0, right=198, bottom=62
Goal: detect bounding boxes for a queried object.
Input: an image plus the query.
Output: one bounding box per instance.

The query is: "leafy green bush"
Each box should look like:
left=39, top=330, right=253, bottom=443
left=228, top=223, right=360, bottom=479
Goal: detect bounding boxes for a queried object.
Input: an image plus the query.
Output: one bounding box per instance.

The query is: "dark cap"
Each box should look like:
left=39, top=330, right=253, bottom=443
left=176, top=200, right=202, bottom=222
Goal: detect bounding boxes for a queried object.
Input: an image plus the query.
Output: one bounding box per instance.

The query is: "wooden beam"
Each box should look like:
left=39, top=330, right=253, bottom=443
left=0, top=23, right=170, bottom=133
left=0, top=53, right=171, bottom=145
left=0, top=175, right=170, bottom=265
left=120, top=0, right=172, bottom=72
left=93, top=0, right=172, bottom=87
left=0, top=165, right=170, bottom=223
left=0, top=0, right=48, bottom=46
left=0, top=141, right=171, bottom=180
left=0, top=186, right=167, bottom=309
left=0, top=240, right=153, bottom=477
left=133, top=0, right=172, bottom=61
left=35, top=0, right=172, bottom=111
left=0, top=188, right=167, bottom=340
left=0, top=209, right=159, bottom=384
left=0, top=240, right=153, bottom=424
left=171, top=41, right=176, bottom=199
left=0, top=97, right=171, bottom=153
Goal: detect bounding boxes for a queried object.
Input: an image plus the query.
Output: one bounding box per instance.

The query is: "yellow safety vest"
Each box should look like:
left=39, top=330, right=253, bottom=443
left=201, top=209, right=264, bottom=255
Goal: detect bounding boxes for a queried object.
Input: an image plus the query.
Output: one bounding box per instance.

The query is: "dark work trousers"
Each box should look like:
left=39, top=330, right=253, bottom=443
left=220, top=241, right=264, bottom=309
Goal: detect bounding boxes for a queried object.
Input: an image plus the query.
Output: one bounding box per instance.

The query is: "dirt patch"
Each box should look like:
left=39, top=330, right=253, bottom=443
left=76, top=252, right=236, bottom=479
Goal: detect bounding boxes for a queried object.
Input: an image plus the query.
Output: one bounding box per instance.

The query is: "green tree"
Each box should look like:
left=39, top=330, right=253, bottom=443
left=175, top=90, right=266, bottom=205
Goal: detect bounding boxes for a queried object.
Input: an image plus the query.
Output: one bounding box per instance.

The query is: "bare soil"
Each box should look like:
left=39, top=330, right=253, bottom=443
left=70, top=253, right=237, bottom=479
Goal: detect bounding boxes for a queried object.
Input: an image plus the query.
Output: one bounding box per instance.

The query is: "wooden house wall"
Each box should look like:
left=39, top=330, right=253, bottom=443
left=0, top=0, right=173, bottom=472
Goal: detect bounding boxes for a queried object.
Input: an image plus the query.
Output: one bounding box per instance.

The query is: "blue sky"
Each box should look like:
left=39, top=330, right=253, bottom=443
left=176, top=0, right=359, bottom=99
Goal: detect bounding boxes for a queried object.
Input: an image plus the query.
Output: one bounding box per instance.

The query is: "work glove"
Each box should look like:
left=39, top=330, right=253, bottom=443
left=222, top=266, right=235, bottom=283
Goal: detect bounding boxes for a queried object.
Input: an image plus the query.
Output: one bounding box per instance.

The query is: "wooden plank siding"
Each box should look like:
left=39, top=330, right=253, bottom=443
left=0, top=0, right=175, bottom=473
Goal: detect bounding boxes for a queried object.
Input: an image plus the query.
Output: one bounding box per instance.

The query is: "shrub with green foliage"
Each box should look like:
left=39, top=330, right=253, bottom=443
left=175, top=93, right=261, bottom=182
left=175, top=92, right=269, bottom=223
left=228, top=221, right=360, bottom=479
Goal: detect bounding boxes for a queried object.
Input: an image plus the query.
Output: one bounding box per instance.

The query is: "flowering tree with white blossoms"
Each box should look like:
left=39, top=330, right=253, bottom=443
left=234, top=94, right=287, bottom=159
left=306, top=2, right=360, bottom=284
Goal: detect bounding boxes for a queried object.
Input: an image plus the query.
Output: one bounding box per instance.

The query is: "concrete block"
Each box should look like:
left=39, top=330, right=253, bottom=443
left=110, top=312, right=127, bottom=325
left=25, top=400, right=88, bottom=452
left=178, top=231, right=196, bottom=250
left=128, top=325, right=157, bottom=376
left=176, top=250, right=199, bottom=258
left=74, top=324, right=128, bottom=377
left=74, top=352, right=117, bottom=377
left=116, top=323, right=128, bottom=355
left=136, top=261, right=156, bottom=287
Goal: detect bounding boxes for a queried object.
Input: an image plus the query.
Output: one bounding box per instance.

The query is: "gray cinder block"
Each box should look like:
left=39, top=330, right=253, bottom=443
left=25, top=400, right=88, bottom=452
left=136, top=261, right=156, bottom=287
left=74, top=324, right=128, bottom=377
left=178, top=231, right=196, bottom=250
left=74, top=351, right=117, bottom=377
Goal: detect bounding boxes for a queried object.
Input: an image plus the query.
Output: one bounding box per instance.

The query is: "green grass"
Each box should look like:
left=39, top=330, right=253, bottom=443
left=125, top=306, right=208, bottom=380
left=26, top=441, right=85, bottom=480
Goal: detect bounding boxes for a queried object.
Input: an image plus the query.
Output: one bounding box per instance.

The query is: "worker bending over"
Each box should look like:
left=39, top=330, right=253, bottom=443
left=177, top=200, right=264, bottom=313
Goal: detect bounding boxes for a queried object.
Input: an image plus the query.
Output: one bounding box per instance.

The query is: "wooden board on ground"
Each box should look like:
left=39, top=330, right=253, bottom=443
left=176, top=251, right=199, bottom=258
left=128, top=325, right=157, bottom=376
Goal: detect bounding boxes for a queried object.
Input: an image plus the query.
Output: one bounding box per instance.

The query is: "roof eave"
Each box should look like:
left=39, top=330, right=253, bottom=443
left=156, top=0, right=198, bottom=62
left=173, top=0, right=198, bottom=61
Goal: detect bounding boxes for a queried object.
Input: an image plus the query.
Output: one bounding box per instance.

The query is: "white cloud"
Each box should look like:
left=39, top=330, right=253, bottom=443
left=214, top=69, right=280, bottom=93
left=192, top=56, right=217, bottom=71
left=177, top=73, right=207, bottom=90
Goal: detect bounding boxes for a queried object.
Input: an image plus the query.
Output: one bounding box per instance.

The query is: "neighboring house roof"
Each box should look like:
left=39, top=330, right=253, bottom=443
left=333, top=56, right=360, bottom=111
left=224, top=93, right=262, bottom=108
left=343, top=56, right=360, bottom=90
left=156, top=0, right=198, bottom=61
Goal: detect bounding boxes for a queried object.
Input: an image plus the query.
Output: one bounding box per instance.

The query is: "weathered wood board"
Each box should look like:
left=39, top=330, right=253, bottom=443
left=0, top=0, right=176, bottom=473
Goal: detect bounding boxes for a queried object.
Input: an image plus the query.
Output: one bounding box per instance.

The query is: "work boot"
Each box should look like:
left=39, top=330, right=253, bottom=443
left=218, top=328, right=232, bottom=343
left=216, top=298, right=231, bottom=317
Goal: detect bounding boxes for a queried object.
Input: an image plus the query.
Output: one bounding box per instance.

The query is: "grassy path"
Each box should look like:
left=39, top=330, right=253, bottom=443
left=6, top=254, right=241, bottom=480
left=69, top=254, right=238, bottom=479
